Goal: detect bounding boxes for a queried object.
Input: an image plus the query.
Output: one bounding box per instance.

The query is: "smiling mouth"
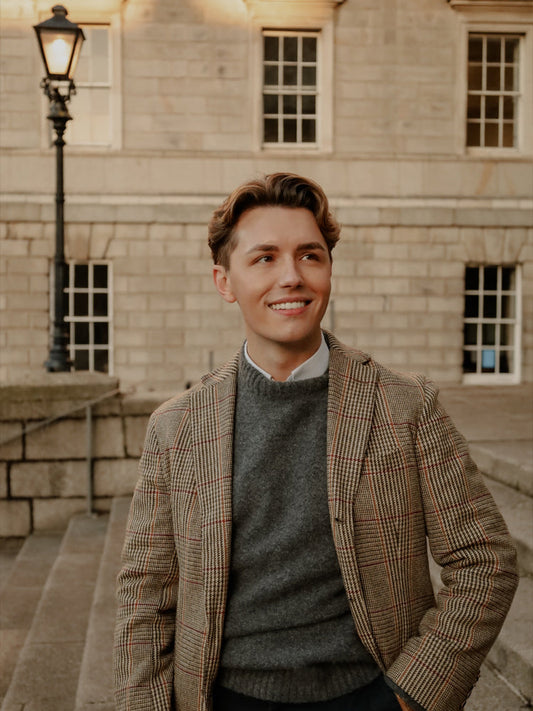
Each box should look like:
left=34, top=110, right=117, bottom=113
left=269, top=301, right=308, bottom=311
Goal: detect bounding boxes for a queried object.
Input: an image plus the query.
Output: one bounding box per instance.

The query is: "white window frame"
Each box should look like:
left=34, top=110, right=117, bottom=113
left=262, top=30, right=320, bottom=148
left=63, top=261, right=114, bottom=374
left=466, top=33, right=521, bottom=149
left=38, top=10, right=122, bottom=150
left=450, top=2, right=533, bottom=157
left=244, top=0, right=341, bottom=153
left=463, top=264, right=521, bottom=384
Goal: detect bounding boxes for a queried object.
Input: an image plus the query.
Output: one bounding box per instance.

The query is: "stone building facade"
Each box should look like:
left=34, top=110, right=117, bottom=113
left=1, top=0, right=532, bottom=390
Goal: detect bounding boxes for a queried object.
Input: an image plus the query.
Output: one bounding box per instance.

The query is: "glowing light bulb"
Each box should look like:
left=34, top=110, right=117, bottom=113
left=48, top=38, right=70, bottom=75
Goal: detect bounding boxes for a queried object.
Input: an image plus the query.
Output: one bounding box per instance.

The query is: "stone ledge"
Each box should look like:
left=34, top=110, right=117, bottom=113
left=0, top=373, right=120, bottom=422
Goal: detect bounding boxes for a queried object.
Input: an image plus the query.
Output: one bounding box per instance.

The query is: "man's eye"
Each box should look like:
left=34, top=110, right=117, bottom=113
left=257, top=255, right=273, bottom=263
left=302, top=253, right=319, bottom=261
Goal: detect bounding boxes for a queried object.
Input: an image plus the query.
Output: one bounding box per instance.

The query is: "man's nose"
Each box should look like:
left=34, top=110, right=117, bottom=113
left=278, top=258, right=303, bottom=287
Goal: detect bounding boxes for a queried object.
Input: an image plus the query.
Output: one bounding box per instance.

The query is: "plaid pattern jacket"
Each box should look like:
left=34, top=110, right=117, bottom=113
left=114, top=333, right=518, bottom=711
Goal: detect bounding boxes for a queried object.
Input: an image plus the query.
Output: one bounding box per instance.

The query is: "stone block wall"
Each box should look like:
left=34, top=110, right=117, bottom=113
left=0, top=373, right=164, bottom=537
left=1, top=200, right=531, bottom=389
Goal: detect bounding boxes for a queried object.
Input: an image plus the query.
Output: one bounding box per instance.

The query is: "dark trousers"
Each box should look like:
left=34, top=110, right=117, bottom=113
left=213, top=674, right=402, bottom=711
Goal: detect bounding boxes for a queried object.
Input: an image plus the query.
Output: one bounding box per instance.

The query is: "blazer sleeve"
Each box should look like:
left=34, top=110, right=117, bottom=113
left=385, top=378, right=519, bottom=711
left=114, top=410, right=180, bottom=711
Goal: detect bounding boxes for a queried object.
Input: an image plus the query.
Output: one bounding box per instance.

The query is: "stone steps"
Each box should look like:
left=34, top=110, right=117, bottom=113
left=0, top=532, right=63, bottom=705
left=1, top=513, right=108, bottom=711
left=75, top=497, right=131, bottom=711
left=1, top=478, right=531, bottom=709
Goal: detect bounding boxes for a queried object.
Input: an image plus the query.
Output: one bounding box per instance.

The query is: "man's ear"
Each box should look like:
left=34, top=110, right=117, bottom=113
left=213, top=265, right=237, bottom=303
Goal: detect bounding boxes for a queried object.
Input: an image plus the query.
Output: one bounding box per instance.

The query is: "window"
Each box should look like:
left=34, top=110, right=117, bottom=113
left=66, top=25, right=112, bottom=146
left=463, top=265, right=520, bottom=382
left=63, top=262, right=113, bottom=373
left=466, top=33, right=520, bottom=148
left=450, top=0, right=533, bottom=155
left=263, top=31, right=318, bottom=146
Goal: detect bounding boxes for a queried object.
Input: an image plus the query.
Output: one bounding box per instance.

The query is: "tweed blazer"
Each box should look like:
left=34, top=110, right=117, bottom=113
left=114, top=333, right=518, bottom=711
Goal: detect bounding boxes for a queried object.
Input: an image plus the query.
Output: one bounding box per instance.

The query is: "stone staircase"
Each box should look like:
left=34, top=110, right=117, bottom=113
left=0, top=464, right=531, bottom=710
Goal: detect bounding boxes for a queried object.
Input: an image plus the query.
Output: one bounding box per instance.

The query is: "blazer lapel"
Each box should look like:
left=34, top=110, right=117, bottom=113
left=189, top=356, right=238, bottom=681
left=327, top=337, right=383, bottom=664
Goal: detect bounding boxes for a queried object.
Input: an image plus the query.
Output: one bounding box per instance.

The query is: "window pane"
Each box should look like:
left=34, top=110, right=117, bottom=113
left=505, top=38, right=519, bottom=64
left=283, top=65, right=297, bottom=86
left=264, top=118, right=278, bottom=142
left=94, top=349, right=109, bottom=373
left=501, top=267, right=515, bottom=291
left=464, top=323, right=478, bottom=346
left=283, top=37, right=298, bottom=62
left=485, top=95, right=500, bottom=120
left=486, top=66, right=501, bottom=91
left=481, top=349, right=496, bottom=372
left=302, top=37, right=316, bottom=62
left=499, top=351, right=512, bottom=373
left=75, top=264, right=89, bottom=288
left=283, top=94, right=297, bottom=114
left=302, top=119, right=316, bottom=142
left=263, top=94, right=278, bottom=114
left=503, top=96, right=515, bottom=120
left=302, top=94, right=316, bottom=114
left=468, top=37, right=483, bottom=62
left=93, top=264, right=108, bottom=288
left=484, top=122, right=499, bottom=147
left=75, top=322, right=90, bottom=344
left=483, top=294, right=497, bottom=317
left=94, top=322, right=109, bottom=345
left=74, top=292, right=89, bottom=316
left=500, top=324, right=514, bottom=346
left=94, top=293, right=108, bottom=316
left=264, top=64, right=278, bottom=86
left=504, top=66, right=517, bottom=91
left=465, top=294, right=479, bottom=318
left=283, top=118, right=297, bottom=142
left=502, top=295, right=515, bottom=318
left=468, top=65, right=482, bottom=91
left=502, top=122, right=515, bottom=148
left=463, top=350, right=477, bottom=373
left=91, top=28, right=110, bottom=82
left=484, top=266, right=498, bottom=290
left=302, top=66, right=316, bottom=86
left=482, top=323, right=496, bottom=346
left=74, top=349, right=90, bottom=370
left=486, top=37, right=501, bottom=63
left=465, top=266, right=479, bottom=291
left=264, top=36, right=279, bottom=61
left=467, top=94, right=481, bottom=119
left=466, top=122, right=480, bottom=147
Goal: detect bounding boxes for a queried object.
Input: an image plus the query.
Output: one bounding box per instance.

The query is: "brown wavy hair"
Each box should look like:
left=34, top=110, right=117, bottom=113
left=208, top=172, right=340, bottom=268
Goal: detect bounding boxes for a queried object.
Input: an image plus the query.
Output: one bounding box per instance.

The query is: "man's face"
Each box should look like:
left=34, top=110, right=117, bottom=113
left=213, top=205, right=332, bottom=361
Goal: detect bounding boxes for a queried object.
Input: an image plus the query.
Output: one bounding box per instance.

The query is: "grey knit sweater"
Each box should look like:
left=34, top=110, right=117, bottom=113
left=217, top=357, right=379, bottom=703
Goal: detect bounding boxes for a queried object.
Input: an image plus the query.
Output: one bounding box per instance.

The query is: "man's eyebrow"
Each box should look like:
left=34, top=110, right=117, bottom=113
left=296, top=242, right=327, bottom=253
left=245, top=241, right=327, bottom=255
left=245, top=243, right=279, bottom=255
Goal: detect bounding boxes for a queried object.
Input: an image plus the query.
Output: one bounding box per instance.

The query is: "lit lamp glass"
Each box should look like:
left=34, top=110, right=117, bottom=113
left=34, top=6, right=85, bottom=82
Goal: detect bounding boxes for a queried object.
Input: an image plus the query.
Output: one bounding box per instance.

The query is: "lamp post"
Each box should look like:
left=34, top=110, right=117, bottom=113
left=34, top=5, right=85, bottom=371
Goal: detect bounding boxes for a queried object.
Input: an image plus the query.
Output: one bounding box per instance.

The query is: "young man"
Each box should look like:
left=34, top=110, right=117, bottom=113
left=114, top=173, right=518, bottom=711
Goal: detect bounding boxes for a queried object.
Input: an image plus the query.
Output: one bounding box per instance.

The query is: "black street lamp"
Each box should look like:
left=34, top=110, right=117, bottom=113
left=34, top=5, right=85, bottom=371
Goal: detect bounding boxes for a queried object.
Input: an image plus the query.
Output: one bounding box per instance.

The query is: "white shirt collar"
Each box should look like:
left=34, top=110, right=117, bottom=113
left=244, top=333, right=330, bottom=381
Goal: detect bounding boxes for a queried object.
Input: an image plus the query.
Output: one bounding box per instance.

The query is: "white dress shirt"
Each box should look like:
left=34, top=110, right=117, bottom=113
left=244, top=333, right=330, bottom=382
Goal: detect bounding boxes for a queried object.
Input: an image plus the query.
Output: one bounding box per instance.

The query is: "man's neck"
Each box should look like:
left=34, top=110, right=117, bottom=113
left=245, top=333, right=325, bottom=382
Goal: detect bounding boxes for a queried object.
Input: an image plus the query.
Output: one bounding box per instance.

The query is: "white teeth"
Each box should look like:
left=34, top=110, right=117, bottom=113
left=270, top=301, right=306, bottom=311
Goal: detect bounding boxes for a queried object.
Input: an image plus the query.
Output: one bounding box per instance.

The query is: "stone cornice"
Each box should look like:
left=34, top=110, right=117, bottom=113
left=243, top=0, right=345, bottom=26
